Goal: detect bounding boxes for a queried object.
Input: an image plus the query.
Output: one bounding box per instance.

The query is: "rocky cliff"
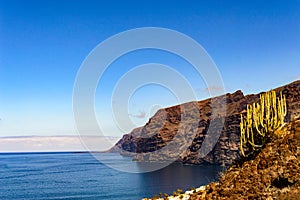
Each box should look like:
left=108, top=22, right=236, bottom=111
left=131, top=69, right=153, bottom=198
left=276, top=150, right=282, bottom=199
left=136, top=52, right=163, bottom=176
left=109, top=80, right=300, bottom=166
left=188, top=116, right=300, bottom=199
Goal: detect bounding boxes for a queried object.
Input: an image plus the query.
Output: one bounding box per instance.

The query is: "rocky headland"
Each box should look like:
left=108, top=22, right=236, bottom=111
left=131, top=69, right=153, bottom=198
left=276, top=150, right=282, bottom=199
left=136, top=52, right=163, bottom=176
left=109, top=80, right=300, bottom=166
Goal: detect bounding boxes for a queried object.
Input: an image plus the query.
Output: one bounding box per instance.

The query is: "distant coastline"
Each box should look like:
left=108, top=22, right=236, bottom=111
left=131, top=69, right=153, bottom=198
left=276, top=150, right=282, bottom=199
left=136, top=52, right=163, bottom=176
left=0, top=136, right=120, bottom=153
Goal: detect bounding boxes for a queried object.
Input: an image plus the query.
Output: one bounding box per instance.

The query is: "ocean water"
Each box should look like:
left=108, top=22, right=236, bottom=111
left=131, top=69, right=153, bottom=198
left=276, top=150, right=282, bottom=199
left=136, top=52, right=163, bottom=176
left=0, top=152, right=224, bottom=200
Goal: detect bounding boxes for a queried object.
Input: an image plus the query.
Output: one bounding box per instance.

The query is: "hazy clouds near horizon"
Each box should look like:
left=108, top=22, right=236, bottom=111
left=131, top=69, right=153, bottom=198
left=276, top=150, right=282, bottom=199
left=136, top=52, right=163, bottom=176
left=0, top=136, right=119, bottom=152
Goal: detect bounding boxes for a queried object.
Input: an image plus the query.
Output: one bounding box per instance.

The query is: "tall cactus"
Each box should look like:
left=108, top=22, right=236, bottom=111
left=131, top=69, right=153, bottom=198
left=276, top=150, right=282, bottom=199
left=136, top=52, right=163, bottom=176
left=240, top=90, right=287, bottom=157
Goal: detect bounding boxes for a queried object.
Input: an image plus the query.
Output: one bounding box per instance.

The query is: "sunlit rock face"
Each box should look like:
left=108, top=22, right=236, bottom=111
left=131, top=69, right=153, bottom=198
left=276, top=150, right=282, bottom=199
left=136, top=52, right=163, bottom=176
left=109, top=80, right=300, bottom=166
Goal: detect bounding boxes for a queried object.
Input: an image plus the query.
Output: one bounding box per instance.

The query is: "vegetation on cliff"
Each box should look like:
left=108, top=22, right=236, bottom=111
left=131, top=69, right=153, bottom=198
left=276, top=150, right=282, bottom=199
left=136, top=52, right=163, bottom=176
left=188, top=116, right=300, bottom=199
left=240, top=90, right=287, bottom=157
left=145, top=116, right=300, bottom=200
left=111, top=80, right=300, bottom=167
left=144, top=83, right=300, bottom=199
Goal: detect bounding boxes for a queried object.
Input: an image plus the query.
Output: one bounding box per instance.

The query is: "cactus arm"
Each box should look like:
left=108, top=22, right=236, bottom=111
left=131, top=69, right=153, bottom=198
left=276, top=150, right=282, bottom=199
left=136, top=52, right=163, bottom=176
left=239, top=90, right=287, bottom=157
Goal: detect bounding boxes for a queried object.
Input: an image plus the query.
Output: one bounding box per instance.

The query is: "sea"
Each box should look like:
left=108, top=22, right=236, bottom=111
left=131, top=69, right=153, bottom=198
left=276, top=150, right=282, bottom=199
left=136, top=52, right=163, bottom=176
left=0, top=152, right=224, bottom=200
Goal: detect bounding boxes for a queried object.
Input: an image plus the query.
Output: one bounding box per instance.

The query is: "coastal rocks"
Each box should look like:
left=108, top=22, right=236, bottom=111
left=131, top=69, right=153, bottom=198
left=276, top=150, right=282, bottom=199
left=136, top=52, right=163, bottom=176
left=142, top=185, right=209, bottom=200
left=188, top=117, right=300, bottom=199
left=109, top=80, right=300, bottom=166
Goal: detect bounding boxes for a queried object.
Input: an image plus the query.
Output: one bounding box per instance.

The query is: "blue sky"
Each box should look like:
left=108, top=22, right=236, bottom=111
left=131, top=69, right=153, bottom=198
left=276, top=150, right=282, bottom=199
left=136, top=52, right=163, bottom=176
left=0, top=0, right=300, bottom=137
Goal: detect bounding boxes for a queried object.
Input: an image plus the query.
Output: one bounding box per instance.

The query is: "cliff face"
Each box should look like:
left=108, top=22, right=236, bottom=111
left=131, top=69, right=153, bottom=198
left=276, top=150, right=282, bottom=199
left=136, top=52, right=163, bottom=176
left=189, top=117, right=300, bottom=199
left=110, top=80, right=300, bottom=166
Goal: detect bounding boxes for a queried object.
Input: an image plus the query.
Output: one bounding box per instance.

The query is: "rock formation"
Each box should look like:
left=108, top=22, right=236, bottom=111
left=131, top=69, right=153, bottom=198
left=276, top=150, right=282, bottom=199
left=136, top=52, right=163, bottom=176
left=188, top=116, right=300, bottom=199
left=109, top=80, right=300, bottom=166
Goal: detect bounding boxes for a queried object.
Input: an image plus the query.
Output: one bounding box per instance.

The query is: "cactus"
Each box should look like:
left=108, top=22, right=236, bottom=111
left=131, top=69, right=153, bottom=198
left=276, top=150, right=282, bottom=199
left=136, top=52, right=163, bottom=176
left=240, top=90, right=287, bottom=156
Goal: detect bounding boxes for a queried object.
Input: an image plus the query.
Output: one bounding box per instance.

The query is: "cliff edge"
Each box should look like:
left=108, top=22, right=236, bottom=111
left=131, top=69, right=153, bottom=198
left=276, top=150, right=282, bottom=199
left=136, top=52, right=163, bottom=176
left=109, top=80, right=300, bottom=166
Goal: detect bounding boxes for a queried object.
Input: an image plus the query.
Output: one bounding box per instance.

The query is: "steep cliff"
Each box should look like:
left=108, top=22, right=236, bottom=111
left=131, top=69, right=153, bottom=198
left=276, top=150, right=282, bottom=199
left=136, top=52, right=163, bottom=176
left=109, top=80, right=300, bottom=166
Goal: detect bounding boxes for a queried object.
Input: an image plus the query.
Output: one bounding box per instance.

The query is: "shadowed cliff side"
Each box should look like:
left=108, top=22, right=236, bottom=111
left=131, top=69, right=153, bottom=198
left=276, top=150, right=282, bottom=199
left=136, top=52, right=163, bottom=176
left=187, top=117, right=300, bottom=199
left=109, top=80, right=300, bottom=166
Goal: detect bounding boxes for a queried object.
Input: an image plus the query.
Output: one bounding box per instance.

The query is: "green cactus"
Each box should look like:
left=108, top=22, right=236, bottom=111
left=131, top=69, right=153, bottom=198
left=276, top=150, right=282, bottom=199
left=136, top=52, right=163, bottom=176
left=240, top=90, right=287, bottom=156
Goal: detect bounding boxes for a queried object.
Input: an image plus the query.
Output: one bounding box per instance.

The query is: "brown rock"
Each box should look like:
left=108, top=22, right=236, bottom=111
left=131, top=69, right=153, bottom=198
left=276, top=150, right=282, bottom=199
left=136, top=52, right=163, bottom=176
left=109, top=80, right=300, bottom=166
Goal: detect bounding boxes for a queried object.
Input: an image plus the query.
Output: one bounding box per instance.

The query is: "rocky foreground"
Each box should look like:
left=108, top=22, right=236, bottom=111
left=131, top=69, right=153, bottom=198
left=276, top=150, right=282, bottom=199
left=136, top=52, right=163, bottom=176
left=144, top=117, right=300, bottom=200
left=110, top=80, right=300, bottom=166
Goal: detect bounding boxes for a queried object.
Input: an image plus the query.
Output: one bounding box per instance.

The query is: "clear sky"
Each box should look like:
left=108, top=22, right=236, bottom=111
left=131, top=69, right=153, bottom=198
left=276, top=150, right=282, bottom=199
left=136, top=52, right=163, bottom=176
left=1, top=0, right=300, bottom=137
